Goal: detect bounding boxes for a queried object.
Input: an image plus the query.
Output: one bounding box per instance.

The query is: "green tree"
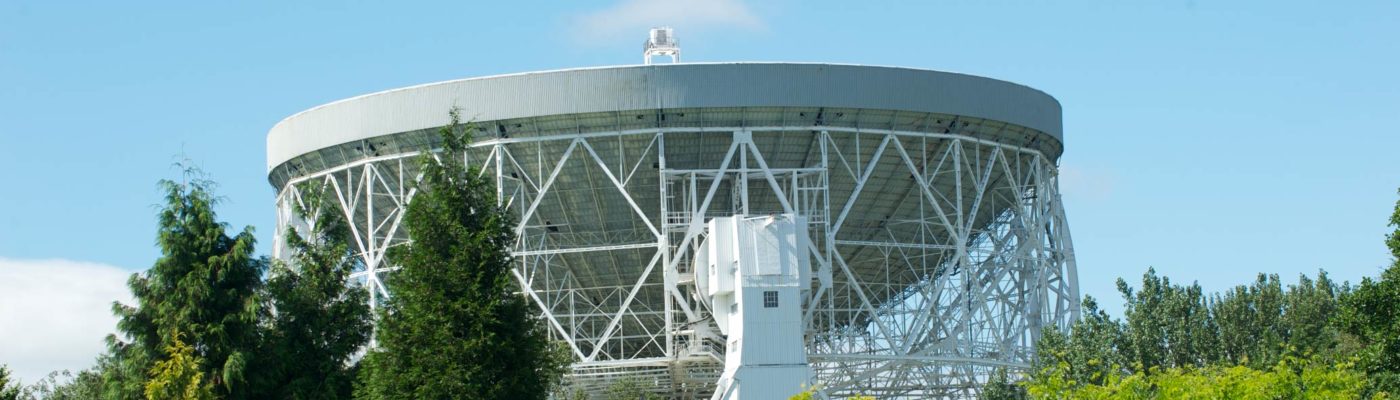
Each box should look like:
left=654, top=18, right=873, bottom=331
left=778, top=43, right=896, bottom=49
left=251, top=180, right=372, bottom=399
left=107, top=174, right=265, bottom=399
left=1209, top=270, right=1346, bottom=371
left=0, top=365, right=21, bottom=400
left=1026, top=355, right=1367, bottom=400
left=1212, top=274, right=1284, bottom=367
left=22, top=366, right=106, bottom=400
left=1033, top=270, right=1347, bottom=394
left=550, top=387, right=588, bottom=400
left=1036, top=297, right=1128, bottom=386
left=1025, top=190, right=1400, bottom=396
left=547, top=344, right=587, bottom=400
left=1281, top=272, right=1342, bottom=357
left=789, top=388, right=816, bottom=400
left=983, top=368, right=1029, bottom=400
left=603, top=378, right=656, bottom=400
left=1117, top=269, right=1217, bottom=372
left=101, top=339, right=153, bottom=400
left=789, top=387, right=872, bottom=400
left=145, top=332, right=215, bottom=400
left=1337, top=189, right=1400, bottom=396
left=355, top=111, right=566, bottom=399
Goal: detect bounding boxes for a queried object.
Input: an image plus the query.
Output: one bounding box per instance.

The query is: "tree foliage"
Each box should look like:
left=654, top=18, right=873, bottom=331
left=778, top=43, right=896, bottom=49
left=1026, top=355, right=1367, bottom=400
left=1032, top=297, right=1128, bottom=387
left=0, top=365, right=21, bottom=400
left=144, top=331, right=215, bottom=400
left=1030, top=269, right=1348, bottom=397
left=1117, top=269, right=1218, bottom=371
left=603, top=378, right=658, bottom=400
left=22, top=365, right=106, bottom=400
left=251, top=181, right=372, bottom=399
left=40, top=134, right=1397, bottom=398
left=111, top=170, right=371, bottom=399
left=355, top=111, right=566, bottom=399
left=106, top=175, right=265, bottom=399
left=788, top=387, right=873, bottom=400
left=1212, top=272, right=1344, bottom=368
left=983, top=368, right=1029, bottom=400
left=1336, top=189, right=1400, bottom=396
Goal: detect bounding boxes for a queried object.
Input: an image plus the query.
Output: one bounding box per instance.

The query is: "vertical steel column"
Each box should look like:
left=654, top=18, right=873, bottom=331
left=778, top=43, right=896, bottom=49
left=658, top=132, right=674, bottom=359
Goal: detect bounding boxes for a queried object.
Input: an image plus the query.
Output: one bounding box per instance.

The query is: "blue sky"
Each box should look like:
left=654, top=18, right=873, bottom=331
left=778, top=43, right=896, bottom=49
left=1, top=0, right=1397, bottom=382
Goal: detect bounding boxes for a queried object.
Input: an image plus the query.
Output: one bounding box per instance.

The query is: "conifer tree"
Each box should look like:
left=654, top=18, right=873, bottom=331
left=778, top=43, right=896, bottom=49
left=252, top=181, right=371, bottom=398
left=107, top=172, right=265, bottom=399
left=355, top=111, right=565, bottom=399
left=0, top=365, right=21, bottom=400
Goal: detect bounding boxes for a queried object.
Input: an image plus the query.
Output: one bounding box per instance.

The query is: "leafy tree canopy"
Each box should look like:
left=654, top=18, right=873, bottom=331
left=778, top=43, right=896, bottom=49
left=1024, top=188, right=1400, bottom=398
left=22, top=365, right=106, bottom=400
left=1026, top=355, right=1367, bottom=400
left=1336, top=189, right=1400, bottom=396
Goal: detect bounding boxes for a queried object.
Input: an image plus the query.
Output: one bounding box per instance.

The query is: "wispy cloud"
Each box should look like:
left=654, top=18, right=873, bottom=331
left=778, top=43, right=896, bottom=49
left=0, top=258, right=133, bottom=384
left=571, top=0, right=764, bottom=44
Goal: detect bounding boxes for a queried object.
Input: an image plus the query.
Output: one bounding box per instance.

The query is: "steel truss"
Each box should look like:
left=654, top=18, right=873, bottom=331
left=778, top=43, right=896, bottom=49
left=273, top=125, right=1079, bottom=399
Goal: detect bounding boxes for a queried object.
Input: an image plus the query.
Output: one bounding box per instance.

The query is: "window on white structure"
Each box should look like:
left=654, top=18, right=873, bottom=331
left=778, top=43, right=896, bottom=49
left=764, top=291, right=778, bottom=308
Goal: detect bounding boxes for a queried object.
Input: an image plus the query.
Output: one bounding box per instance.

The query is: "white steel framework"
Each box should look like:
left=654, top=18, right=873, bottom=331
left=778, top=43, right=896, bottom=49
left=273, top=119, right=1078, bottom=398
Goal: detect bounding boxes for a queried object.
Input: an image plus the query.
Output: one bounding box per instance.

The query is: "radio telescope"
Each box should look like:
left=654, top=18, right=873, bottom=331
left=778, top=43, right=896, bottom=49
left=268, top=60, right=1078, bottom=398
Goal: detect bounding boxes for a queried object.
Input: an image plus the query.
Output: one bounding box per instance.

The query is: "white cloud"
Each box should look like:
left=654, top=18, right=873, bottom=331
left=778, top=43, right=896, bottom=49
left=571, top=0, right=764, bottom=44
left=0, top=258, right=133, bottom=384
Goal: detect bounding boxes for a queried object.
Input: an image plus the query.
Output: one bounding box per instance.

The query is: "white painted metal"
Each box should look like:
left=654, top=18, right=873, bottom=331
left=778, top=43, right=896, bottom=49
left=703, top=215, right=813, bottom=400
left=269, top=63, right=1077, bottom=399
left=265, top=63, right=1063, bottom=172
left=644, top=27, right=680, bottom=65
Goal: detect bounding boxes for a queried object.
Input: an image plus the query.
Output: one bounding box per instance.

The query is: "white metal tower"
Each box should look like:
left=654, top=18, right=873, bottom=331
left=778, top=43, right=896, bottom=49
left=699, top=214, right=813, bottom=400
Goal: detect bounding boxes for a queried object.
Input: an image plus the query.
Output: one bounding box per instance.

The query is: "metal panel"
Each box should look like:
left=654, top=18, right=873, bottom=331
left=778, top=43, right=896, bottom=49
left=267, top=63, right=1062, bottom=172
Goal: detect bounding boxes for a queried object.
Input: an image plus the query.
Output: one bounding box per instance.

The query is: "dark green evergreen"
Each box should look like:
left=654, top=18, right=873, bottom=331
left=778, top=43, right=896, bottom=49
left=106, top=175, right=265, bottom=399
left=251, top=181, right=372, bottom=399
left=355, top=111, right=566, bottom=399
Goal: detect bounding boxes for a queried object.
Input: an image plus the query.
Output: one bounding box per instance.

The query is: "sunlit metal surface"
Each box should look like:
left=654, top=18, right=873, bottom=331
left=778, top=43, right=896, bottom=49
left=268, top=63, right=1078, bottom=399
